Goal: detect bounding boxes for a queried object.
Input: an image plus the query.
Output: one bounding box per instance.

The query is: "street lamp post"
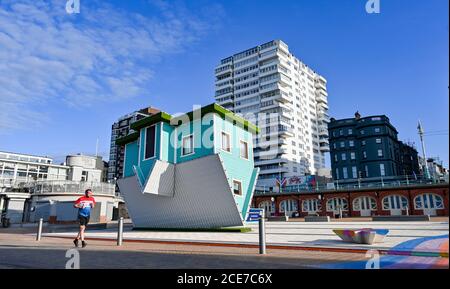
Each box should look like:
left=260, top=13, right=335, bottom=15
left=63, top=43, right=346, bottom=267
left=417, top=120, right=431, bottom=179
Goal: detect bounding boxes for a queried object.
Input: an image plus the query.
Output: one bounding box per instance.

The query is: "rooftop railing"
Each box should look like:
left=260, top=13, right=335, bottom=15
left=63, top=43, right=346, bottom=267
left=255, top=175, right=449, bottom=196
left=1, top=179, right=117, bottom=196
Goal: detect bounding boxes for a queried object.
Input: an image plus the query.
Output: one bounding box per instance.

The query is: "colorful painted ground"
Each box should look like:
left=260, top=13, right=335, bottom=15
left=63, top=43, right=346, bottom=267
left=318, top=234, right=449, bottom=269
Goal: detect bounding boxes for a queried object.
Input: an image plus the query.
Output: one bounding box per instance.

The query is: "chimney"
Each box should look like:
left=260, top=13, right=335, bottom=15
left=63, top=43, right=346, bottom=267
left=355, top=111, right=361, bottom=120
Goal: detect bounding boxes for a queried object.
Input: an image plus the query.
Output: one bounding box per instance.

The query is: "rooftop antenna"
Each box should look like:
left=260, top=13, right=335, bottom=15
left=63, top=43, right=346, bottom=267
left=95, top=138, right=99, bottom=157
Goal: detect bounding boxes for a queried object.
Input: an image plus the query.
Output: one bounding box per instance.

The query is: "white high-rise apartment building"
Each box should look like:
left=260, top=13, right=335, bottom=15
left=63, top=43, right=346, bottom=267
left=214, top=40, right=330, bottom=189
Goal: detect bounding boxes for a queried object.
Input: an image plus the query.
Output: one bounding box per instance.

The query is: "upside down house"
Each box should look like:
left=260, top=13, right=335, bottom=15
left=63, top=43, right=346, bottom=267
left=116, top=103, right=260, bottom=229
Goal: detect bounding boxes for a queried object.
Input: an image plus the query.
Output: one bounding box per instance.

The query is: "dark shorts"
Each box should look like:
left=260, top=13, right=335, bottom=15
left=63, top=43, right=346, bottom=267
left=78, top=216, right=90, bottom=226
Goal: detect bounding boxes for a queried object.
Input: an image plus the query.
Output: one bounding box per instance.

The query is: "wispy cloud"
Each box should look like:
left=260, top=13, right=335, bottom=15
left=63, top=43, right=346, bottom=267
left=0, top=0, right=223, bottom=131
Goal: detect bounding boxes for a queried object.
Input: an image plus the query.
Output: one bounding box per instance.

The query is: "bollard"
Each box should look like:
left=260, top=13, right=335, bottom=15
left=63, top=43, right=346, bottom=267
left=36, top=218, right=43, bottom=241
left=117, top=217, right=124, bottom=246
left=259, top=210, right=266, bottom=254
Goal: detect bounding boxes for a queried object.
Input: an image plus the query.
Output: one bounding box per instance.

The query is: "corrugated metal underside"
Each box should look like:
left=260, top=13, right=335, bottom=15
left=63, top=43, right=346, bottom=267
left=117, top=155, right=244, bottom=229
left=143, top=160, right=174, bottom=197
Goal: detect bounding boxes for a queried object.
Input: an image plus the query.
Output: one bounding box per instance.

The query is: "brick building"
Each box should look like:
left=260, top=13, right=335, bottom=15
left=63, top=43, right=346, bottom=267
left=252, top=183, right=448, bottom=218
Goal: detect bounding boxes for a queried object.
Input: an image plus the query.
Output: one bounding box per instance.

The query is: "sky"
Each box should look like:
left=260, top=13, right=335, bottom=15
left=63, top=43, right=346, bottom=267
left=0, top=0, right=448, bottom=167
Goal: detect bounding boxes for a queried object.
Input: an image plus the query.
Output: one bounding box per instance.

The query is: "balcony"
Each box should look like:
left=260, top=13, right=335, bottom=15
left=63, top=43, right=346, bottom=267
left=319, top=144, right=330, bottom=152
left=215, top=65, right=232, bottom=77
left=255, top=157, right=289, bottom=166
left=315, top=93, right=327, bottom=104
left=259, top=49, right=278, bottom=62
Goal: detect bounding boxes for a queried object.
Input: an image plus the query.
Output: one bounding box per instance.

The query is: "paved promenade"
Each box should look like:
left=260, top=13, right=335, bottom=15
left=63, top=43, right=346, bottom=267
left=43, top=221, right=449, bottom=253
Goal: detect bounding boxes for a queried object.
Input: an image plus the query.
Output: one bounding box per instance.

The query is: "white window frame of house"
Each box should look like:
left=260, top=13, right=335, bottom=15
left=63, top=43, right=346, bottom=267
left=375, top=127, right=381, bottom=133
left=143, top=125, right=157, bottom=160
left=365, top=165, right=369, bottom=177
left=350, top=152, right=356, bottom=160
left=221, top=131, right=232, bottom=153
left=340, top=141, right=345, bottom=148
left=380, top=164, right=386, bottom=176
left=349, top=140, right=355, bottom=147
left=362, top=140, right=366, bottom=146
left=334, top=155, right=338, bottom=162
left=343, top=167, right=348, bottom=179
left=336, top=168, right=340, bottom=179
left=348, top=129, right=353, bottom=135
left=414, top=193, right=444, bottom=210
left=239, top=140, right=249, bottom=160
left=341, top=153, right=346, bottom=161
left=181, top=134, right=195, bottom=157
left=333, top=143, right=337, bottom=149
left=363, top=151, right=367, bottom=159
left=378, top=149, right=383, bottom=157
left=376, top=138, right=382, bottom=144
left=232, top=179, right=242, bottom=196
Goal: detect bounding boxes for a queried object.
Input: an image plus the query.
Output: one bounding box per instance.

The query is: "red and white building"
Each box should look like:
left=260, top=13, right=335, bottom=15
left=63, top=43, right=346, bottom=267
left=253, top=183, right=449, bottom=218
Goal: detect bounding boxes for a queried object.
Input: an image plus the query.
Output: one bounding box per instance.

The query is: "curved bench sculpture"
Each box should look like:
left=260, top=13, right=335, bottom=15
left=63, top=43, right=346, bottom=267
left=333, top=228, right=389, bottom=245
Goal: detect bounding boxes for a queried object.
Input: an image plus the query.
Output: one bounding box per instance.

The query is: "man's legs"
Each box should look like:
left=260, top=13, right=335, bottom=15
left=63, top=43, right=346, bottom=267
left=79, top=225, right=86, bottom=241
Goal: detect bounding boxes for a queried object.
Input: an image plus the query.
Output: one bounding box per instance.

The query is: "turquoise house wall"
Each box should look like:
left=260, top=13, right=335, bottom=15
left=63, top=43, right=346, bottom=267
left=213, top=115, right=256, bottom=219
left=124, top=140, right=139, bottom=178
left=175, top=114, right=215, bottom=164
left=161, top=122, right=175, bottom=163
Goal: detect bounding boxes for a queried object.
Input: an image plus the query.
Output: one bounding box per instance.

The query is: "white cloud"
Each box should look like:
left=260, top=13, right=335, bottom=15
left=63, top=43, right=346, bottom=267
left=0, top=0, right=222, bottom=131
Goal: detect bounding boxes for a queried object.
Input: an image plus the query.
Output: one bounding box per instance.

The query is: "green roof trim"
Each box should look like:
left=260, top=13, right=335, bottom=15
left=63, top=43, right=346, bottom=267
left=171, top=103, right=260, bottom=134
left=117, top=103, right=259, bottom=146
left=115, top=131, right=139, bottom=146
left=130, top=111, right=172, bottom=131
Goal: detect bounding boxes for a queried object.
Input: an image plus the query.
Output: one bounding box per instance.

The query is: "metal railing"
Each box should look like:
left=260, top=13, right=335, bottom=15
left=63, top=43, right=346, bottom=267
left=255, top=175, right=449, bottom=195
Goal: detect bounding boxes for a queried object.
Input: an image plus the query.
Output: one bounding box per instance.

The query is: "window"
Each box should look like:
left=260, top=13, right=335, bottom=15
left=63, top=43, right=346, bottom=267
left=350, top=152, right=356, bottom=160
left=333, top=143, right=337, bottom=149
left=383, top=195, right=408, bottom=210
left=349, top=140, right=355, bottom=147
left=376, top=138, right=382, bottom=144
left=339, top=129, right=343, bottom=136
left=334, top=155, right=338, bottom=162
left=302, top=199, right=320, bottom=213
left=233, top=180, right=242, bottom=195
left=378, top=149, right=383, bottom=157
left=375, top=128, right=381, bottom=133
left=414, top=193, right=444, bottom=210
left=352, top=166, right=357, bottom=179
left=380, top=164, right=386, bottom=176
left=340, top=142, right=345, bottom=148
left=144, top=126, right=156, bottom=159
left=363, top=151, right=367, bottom=159
left=343, top=167, right=348, bottom=179
left=335, top=168, right=340, bottom=179
left=365, top=165, right=369, bottom=177
left=222, top=132, right=231, bottom=152
left=240, top=141, right=249, bottom=159
left=341, top=153, right=346, bottom=161
left=348, top=129, right=353, bottom=135
left=326, top=198, right=348, bottom=212
left=182, top=135, right=194, bottom=156
left=280, top=199, right=298, bottom=213
left=360, top=130, right=365, bottom=135
left=361, top=140, right=366, bottom=146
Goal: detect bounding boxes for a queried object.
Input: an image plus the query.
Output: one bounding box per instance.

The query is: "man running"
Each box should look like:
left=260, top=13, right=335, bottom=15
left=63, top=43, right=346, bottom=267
left=73, top=189, right=96, bottom=248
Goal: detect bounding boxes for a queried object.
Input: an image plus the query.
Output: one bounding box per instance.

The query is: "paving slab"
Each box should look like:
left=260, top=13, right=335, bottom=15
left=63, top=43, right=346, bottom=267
left=42, top=221, right=449, bottom=254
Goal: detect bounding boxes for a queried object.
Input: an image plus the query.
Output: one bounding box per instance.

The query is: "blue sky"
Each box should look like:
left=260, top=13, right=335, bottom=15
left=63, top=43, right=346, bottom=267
left=0, top=0, right=448, bottom=167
